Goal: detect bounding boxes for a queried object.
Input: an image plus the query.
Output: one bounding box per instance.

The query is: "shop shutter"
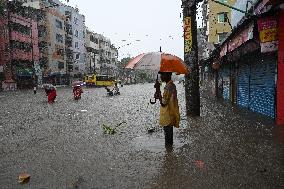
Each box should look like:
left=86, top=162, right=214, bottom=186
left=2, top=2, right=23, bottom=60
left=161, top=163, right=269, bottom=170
left=249, top=56, right=276, bottom=118
left=221, top=65, right=230, bottom=100
left=237, top=63, right=250, bottom=108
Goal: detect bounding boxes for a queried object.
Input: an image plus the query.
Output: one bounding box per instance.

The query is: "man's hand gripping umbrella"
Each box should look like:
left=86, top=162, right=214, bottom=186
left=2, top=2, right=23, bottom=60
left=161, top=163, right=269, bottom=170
left=150, top=75, right=162, bottom=105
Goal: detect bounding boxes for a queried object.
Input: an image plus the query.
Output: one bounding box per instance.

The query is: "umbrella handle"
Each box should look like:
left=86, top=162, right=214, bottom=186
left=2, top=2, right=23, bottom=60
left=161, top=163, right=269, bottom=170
left=150, top=98, right=156, bottom=104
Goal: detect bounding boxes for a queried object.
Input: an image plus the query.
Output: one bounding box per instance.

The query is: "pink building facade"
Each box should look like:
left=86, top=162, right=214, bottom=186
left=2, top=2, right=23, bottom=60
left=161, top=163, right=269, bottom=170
left=0, top=1, right=40, bottom=90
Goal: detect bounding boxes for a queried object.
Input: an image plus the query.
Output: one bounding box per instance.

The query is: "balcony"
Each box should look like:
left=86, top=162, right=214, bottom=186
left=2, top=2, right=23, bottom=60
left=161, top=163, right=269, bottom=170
left=40, top=48, right=48, bottom=58
left=9, top=13, right=31, bottom=27
left=66, top=49, right=74, bottom=62
left=65, top=11, right=72, bottom=22
left=12, top=49, right=32, bottom=61
left=65, top=24, right=73, bottom=36
left=67, top=55, right=74, bottom=62
left=11, top=31, right=31, bottom=43
left=65, top=36, right=73, bottom=48
left=89, top=41, right=99, bottom=50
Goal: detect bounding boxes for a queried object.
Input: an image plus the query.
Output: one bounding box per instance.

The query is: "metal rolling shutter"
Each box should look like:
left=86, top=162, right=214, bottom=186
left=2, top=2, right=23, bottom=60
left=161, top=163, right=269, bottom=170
left=221, top=65, right=230, bottom=100
left=237, top=63, right=250, bottom=108
left=249, top=56, right=276, bottom=118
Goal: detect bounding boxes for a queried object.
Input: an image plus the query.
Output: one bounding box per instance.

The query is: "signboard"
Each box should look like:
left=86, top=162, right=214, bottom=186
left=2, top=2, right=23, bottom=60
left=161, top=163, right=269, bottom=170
left=183, top=17, right=192, bottom=53
left=257, top=16, right=278, bottom=53
left=277, top=10, right=284, bottom=125
left=254, top=0, right=271, bottom=15
left=228, top=23, right=254, bottom=52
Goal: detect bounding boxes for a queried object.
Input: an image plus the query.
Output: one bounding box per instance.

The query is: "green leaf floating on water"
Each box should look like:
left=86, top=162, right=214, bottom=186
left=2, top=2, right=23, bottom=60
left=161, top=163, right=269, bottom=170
left=102, top=121, right=126, bottom=135
left=102, top=124, right=117, bottom=134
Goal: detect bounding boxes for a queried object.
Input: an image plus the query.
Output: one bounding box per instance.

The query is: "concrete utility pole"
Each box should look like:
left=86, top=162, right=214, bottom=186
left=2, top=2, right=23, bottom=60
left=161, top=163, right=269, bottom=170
left=182, top=0, right=201, bottom=116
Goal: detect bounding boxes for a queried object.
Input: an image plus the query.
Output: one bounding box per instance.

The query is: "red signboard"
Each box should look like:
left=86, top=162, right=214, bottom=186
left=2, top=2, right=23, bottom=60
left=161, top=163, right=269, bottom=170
left=277, top=10, right=284, bottom=126
left=257, top=16, right=279, bottom=52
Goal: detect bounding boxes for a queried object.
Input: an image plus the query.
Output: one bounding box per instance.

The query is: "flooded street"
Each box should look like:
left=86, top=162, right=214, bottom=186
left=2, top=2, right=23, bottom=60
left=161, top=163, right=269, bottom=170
left=0, top=83, right=283, bottom=189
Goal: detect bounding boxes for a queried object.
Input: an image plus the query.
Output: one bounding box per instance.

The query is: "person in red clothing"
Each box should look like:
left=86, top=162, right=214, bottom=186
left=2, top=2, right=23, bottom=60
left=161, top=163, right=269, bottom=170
left=45, top=88, right=57, bottom=103
left=73, top=85, right=83, bottom=100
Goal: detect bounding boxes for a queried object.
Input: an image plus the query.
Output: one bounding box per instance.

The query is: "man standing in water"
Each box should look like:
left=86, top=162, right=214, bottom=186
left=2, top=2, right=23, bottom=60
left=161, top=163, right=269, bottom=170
left=158, top=72, right=180, bottom=147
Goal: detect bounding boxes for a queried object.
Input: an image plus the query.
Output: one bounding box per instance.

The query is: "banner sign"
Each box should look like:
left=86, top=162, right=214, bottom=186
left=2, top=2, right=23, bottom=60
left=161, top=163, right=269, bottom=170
left=183, top=17, right=192, bottom=53
left=257, top=16, right=278, bottom=52
left=277, top=10, right=284, bottom=125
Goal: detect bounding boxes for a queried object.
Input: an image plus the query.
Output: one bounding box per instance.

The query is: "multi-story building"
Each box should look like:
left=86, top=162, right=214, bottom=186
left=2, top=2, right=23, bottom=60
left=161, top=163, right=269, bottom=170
left=1, top=0, right=40, bottom=90
left=85, top=30, right=118, bottom=76
left=62, top=5, right=86, bottom=79
left=204, top=0, right=236, bottom=44
left=22, top=0, right=67, bottom=85
left=85, top=29, right=99, bottom=74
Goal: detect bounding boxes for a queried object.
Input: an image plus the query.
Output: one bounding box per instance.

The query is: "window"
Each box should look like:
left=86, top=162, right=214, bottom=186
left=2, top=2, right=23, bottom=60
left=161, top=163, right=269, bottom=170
left=56, top=34, right=63, bottom=43
left=90, top=35, right=94, bottom=42
left=218, top=12, right=228, bottom=23
left=55, top=19, right=63, bottom=29
left=58, top=62, right=64, bottom=69
left=75, top=42, right=79, bottom=48
left=83, top=31, right=85, bottom=38
left=218, top=32, right=227, bottom=43
left=75, top=53, right=80, bottom=60
left=75, top=30, right=78, bottom=37
left=74, top=17, right=78, bottom=25
left=92, top=38, right=99, bottom=44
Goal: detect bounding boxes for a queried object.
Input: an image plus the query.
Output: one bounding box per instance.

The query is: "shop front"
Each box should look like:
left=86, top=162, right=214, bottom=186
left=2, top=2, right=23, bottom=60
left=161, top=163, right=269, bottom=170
left=208, top=0, right=283, bottom=124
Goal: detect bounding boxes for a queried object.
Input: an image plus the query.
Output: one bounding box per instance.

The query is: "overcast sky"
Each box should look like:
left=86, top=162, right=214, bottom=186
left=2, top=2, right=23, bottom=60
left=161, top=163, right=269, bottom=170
left=62, top=0, right=187, bottom=60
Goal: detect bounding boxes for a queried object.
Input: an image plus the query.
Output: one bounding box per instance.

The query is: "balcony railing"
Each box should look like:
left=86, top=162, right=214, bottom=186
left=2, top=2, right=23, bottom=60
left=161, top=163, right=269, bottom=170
left=12, top=49, right=32, bottom=61
left=11, top=31, right=31, bottom=43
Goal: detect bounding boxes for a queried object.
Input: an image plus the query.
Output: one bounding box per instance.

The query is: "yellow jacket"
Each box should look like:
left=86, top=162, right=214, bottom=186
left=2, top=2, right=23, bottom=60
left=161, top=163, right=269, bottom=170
left=159, top=80, right=180, bottom=128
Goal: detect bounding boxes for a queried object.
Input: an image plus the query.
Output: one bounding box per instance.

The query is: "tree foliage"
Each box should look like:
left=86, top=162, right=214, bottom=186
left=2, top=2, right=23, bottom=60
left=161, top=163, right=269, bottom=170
left=117, top=57, right=132, bottom=70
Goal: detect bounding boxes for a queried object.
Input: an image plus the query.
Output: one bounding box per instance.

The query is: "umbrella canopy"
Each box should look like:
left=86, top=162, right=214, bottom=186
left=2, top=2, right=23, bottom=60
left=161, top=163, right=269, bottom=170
left=42, top=83, right=56, bottom=90
left=125, top=52, right=189, bottom=74
left=72, top=81, right=84, bottom=87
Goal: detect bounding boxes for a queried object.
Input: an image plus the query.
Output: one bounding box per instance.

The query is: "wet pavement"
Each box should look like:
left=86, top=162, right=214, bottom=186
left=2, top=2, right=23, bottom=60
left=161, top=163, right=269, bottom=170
left=0, top=83, right=283, bottom=189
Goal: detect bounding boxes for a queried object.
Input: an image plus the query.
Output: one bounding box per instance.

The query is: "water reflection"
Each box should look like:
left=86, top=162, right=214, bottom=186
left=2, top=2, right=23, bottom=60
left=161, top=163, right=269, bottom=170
left=151, top=147, right=181, bottom=189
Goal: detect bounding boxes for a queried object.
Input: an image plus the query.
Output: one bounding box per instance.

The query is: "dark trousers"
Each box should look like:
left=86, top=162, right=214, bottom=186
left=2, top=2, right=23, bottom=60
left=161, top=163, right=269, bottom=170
left=163, top=126, right=173, bottom=146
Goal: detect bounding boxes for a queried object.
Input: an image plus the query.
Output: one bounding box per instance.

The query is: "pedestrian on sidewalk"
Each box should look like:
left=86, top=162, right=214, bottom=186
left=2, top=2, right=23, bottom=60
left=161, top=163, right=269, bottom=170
left=158, top=72, right=180, bottom=147
left=33, top=86, right=37, bottom=94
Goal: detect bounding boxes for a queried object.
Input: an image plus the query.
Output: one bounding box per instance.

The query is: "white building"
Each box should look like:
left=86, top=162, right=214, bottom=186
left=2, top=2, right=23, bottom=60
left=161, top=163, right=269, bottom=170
left=85, top=29, right=118, bottom=76
left=62, top=5, right=86, bottom=78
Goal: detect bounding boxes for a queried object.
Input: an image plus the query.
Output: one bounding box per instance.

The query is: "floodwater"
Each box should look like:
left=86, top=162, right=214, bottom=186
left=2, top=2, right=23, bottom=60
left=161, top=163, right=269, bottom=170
left=0, top=83, right=283, bottom=188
